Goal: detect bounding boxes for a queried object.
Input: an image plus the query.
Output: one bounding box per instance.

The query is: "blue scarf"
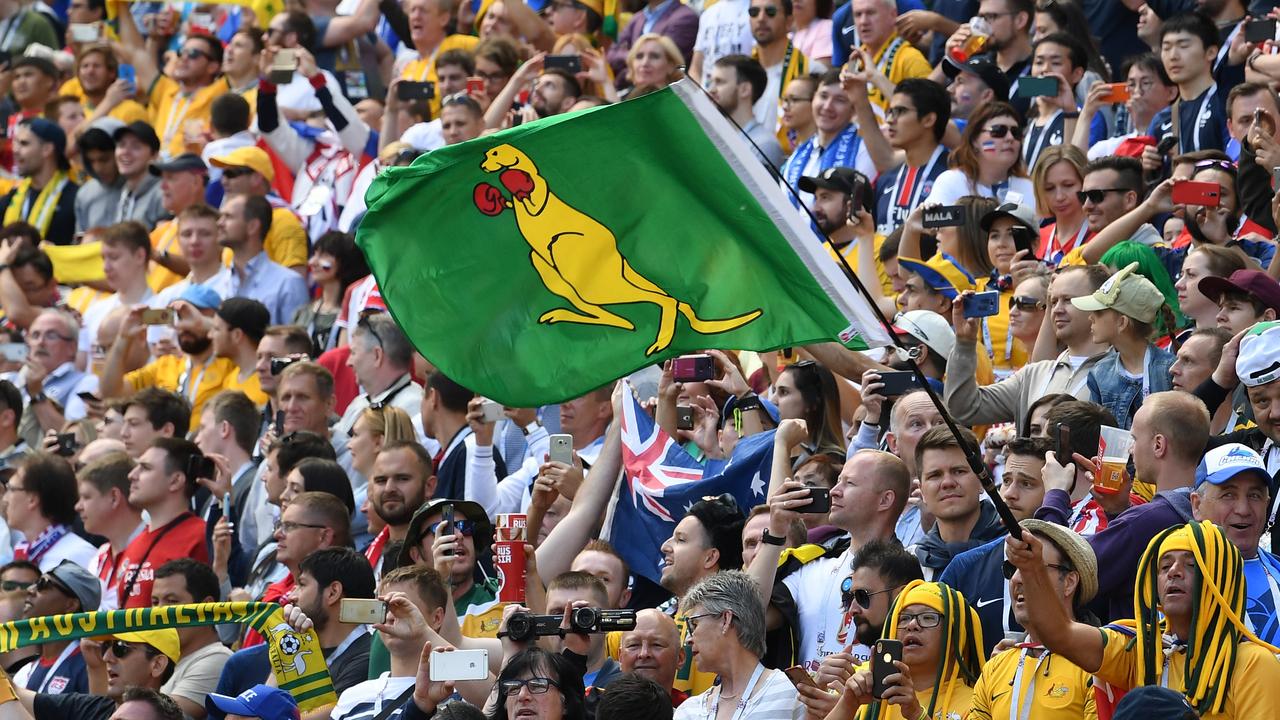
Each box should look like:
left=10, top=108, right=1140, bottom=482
left=784, top=123, right=862, bottom=196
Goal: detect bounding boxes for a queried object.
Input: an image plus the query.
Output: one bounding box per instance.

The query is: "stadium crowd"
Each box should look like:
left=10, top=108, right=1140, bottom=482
left=0, top=0, right=1277, bottom=718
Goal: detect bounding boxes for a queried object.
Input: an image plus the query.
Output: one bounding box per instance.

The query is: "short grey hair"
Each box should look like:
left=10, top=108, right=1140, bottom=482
left=36, top=308, right=80, bottom=340
left=682, top=571, right=767, bottom=657
left=353, top=313, right=414, bottom=369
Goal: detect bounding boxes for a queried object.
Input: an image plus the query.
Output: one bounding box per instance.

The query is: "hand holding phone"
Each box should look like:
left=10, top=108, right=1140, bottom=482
left=921, top=205, right=966, bottom=229
left=962, top=290, right=1001, bottom=319
left=795, top=486, right=831, bottom=513
left=338, top=598, right=387, bottom=624
left=549, top=434, right=574, bottom=465
left=429, top=648, right=489, bottom=681
left=544, top=54, right=582, bottom=73
left=1098, top=82, right=1129, bottom=103
left=438, top=502, right=455, bottom=557
left=1171, top=180, right=1221, bottom=207
left=871, top=639, right=904, bottom=699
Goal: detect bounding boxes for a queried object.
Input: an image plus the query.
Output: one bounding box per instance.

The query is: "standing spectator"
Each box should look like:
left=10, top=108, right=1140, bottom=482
left=4, top=453, right=97, bottom=571
left=1021, top=33, right=1087, bottom=172
left=210, top=147, right=308, bottom=273
left=707, top=56, right=786, bottom=170
left=119, top=437, right=210, bottom=608
left=216, top=194, right=309, bottom=326
left=911, top=426, right=1005, bottom=578
left=155, top=204, right=232, bottom=306
left=337, top=313, right=423, bottom=440
left=749, top=0, right=809, bottom=138
left=151, top=559, right=231, bottom=719
left=209, top=297, right=271, bottom=405
left=618, top=610, right=686, bottom=707
left=367, top=443, right=435, bottom=575
left=0, top=119, right=79, bottom=245
left=688, top=0, right=753, bottom=86
left=606, top=0, right=698, bottom=87
left=192, top=390, right=258, bottom=587
left=110, top=121, right=167, bottom=227
left=939, top=0, right=1035, bottom=115
left=292, top=231, right=368, bottom=356
left=1147, top=12, right=1229, bottom=155
left=398, top=0, right=481, bottom=117
left=75, top=451, right=141, bottom=612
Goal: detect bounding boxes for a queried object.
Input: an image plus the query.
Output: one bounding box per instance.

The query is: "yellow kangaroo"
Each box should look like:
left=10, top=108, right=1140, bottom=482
left=476, top=143, right=762, bottom=356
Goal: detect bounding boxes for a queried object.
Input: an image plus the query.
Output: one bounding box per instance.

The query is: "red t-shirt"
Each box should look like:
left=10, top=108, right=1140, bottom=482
left=117, top=513, right=209, bottom=609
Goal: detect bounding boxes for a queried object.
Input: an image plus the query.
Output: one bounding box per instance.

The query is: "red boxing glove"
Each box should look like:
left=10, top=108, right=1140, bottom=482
left=474, top=183, right=507, bottom=216
left=499, top=168, right=535, bottom=200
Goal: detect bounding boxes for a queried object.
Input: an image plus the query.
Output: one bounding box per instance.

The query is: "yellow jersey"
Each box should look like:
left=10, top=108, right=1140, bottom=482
left=148, top=75, right=231, bottom=159
left=124, top=354, right=267, bottom=418
left=855, top=680, right=973, bottom=720
left=968, top=647, right=1097, bottom=720
left=830, top=235, right=894, bottom=298
left=58, top=77, right=150, bottom=125
left=865, top=34, right=932, bottom=113
left=400, top=35, right=481, bottom=117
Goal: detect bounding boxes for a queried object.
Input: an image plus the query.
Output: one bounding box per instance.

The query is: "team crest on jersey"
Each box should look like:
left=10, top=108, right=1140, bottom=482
left=48, top=676, right=67, bottom=693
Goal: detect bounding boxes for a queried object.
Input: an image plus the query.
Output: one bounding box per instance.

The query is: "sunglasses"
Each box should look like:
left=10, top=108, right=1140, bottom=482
left=1008, top=296, right=1046, bottom=311
left=840, top=575, right=895, bottom=609
left=180, top=48, right=212, bottom=61
left=108, top=640, right=143, bottom=659
left=1001, top=560, right=1073, bottom=580
left=0, top=579, right=31, bottom=592
left=1076, top=188, right=1129, bottom=204
left=426, top=518, right=476, bottom=536
left=748, top=5, right=780, bottom=15
left=35, top=575, right=73, bottom=597
left=983, top=124, right=1022, bottom=140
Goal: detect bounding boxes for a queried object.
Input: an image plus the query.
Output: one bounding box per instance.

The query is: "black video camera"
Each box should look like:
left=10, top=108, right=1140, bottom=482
left=569, top=607, right=637, bottom=634
left=502, top=612, right=565, bottom=643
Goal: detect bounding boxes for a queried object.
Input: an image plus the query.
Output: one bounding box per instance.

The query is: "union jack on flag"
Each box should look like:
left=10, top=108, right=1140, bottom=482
left=610, top=381, right=773, bottom=584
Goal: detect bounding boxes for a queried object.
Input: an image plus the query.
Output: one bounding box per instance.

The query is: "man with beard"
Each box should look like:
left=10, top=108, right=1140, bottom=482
left=0, top=118, right=78, bottom=245
left=707, top=55, right=785, bottom=168
left=366, top=441, right=435, bottom=576
left=69, top=46, right=149, bottom=126
left=530, top=68, right=583, bottom=118
left=102, top=285, right=248, bottom=420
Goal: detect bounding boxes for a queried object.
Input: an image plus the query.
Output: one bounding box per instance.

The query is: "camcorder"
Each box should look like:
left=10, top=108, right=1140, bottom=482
left=502, top=608, right=637, bottom=642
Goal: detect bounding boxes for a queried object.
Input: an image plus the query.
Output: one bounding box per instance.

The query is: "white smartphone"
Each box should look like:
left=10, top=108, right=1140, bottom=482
left=549, top=434, right=573, bottom=465
left=480, top=400, right=504, bottom=423
left=0, top=343, right=28, bottom=363
left=69, top=22, right=100, bottom=42
left=429, top=648, right=489, bottom=681
left=338, top=598, right=386, bottom=625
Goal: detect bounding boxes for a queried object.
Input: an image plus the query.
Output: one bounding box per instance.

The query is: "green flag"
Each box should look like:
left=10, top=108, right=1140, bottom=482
left=356, top=80, right=890, bottom=407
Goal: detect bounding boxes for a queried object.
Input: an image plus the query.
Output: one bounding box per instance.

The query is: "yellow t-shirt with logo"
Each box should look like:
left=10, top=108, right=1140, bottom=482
left=969, top=648, right=1097, bottom=720
left=58, top=77, right=151, bottom=125
left=1095, top=627, right=1280, bottom=720
left=148, top=75, right=231, bottom=159
left=400, top=35, right=482, bottom=117
left=124, top=354, right=266, bottom=418
left=855, top=680, right=973, bottom=720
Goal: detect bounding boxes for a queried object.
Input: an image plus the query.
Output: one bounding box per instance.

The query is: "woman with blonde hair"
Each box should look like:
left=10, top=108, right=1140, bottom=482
left=1031, top=145, right=1090, bottom=266
left=625, top=33, right=685, bottom=98
left=348, top=405, right=416, bottom=537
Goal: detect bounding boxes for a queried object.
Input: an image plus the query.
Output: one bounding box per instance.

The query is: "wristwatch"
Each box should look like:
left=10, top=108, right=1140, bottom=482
left=761, top=530, right=786, bottom=546
left=29, top=391, right=47, bottom=405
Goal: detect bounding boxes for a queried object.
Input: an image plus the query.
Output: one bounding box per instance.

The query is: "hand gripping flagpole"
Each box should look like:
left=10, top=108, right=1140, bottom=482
left=680, top=69, right=1023, bottom=537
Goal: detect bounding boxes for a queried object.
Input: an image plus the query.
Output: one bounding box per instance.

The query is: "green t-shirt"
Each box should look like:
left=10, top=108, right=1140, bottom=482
left=0, top=11, right=58, bottom=53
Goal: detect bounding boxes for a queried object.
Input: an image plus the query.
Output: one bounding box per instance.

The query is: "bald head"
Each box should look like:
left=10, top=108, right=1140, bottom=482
left=619, top=609, right=683, bottom=691
left=79, top=438, right=128, bottom=466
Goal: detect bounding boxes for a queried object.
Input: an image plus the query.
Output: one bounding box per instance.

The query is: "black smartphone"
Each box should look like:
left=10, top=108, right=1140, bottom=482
left=676, top=405, right=694, bottom=430
left=76, top=391, right=100, bottom=403
left=544, top=54, right=582, bottom=73
left=397, top=80, right=436, bottom=102
left=1247, top=18, right=1277, bottom=43
left=270, top=356, right=300, bottom=375
left=878, top=370, right=923, bottom=397
left=55, top=433, right=77, bottom=457
left=1016, top=76, right=1060, bottom=98
left=274, top=410, right=285, bottom=436
left=871, top=639, right=904, bottom=699
left=922, top=205, right=966, bottom=229
left=795, top=486, right=831, bottom=513
left=186, top=454, right=215, bottom=480
left=962, top=290, right=1001, bottom=319
left=439, top=502, right=455, bottom=557
left=1157, top=134, right=1179, bottom=156
left=1055, top=422, right=1074, bottom=468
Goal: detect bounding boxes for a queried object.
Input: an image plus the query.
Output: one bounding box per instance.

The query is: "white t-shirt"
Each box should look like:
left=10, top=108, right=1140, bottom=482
left=693, top=0, right=753, bottom=86
left=36, top=532, right=99, bottom=574
left=780, top=548, right=871, bottom=672
left=674, top=667, right=804, bottom=720
left=754, top=61, right=785, bottom=134
left=921, top=170, right=1038, bottom=215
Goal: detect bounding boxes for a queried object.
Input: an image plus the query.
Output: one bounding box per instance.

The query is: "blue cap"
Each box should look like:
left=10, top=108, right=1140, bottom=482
left=1195, top=443, right=1270, bottom=487
left=176, top=284, right=222, bottom=311
left=208, top=685, right=299, bottom=720
left=1112, top=686, right=1194, bottom=720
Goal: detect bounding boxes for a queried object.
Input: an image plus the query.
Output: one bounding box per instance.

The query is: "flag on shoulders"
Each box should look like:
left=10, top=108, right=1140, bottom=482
left=356, top=79, right=890, bottom=407
left=611, top=380, right=773, bottom=584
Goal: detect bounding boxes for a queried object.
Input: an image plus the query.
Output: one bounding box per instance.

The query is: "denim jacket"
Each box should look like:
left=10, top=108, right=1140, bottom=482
left=1086, top=345, right=1175, bottom=429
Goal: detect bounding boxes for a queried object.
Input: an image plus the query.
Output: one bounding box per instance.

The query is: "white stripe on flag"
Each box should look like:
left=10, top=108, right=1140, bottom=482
left=668, top=79, right=893, bottom=348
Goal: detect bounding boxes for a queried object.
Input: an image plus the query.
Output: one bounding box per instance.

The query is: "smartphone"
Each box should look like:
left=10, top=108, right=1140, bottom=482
left=186, top=454, right=215, bottom=480
left=1015, top=76, right=1060, bottom=98
left=338, top=598, right=387, bottom=625
left=467, top=77, right=485, bottom=94
left=480, top=400, right=504, bottom=423
left=429, top=648, right=489, bottom=682
left=549, top=434, right=573, bottom=465
left=188, top=12, right=213, bottom=29
left=877, top=370, right=923, bottom=397
left=270, top=356, right=300, bottom=375
left=1171, top=180, right=1222, bottom=207
left=871, top=639, right=904, bottom=699
left=1099, top=82, right=1130, bottom=103
left=221, top=494, right=232, bottom=520
left=1156, top=134, right=1179, bottom=156
left=671, top=354, right=714, bottom=383
left=0, top=343, right=27, bottom=363
left=55, top=433, right=77, bottom=457
left=1255, top=107, right=1277, bottom=136
left=783, top=666, right=818, bottom=689
left=269, top=48, right=297, bottom=84
left=1055, top=422, right=1074, bottom=468
left=438, top=502, right=455, bottom=557
left=76, top=391, right=100, bottom=403
left=274, top=410, right=285, bottom=436
left=140, top=308, right=174, bottom=326
left=544, top=54, right=582, bottom=74
left=962, top=290, right=1001, bottom=319
left=118, top=63, right=136, bottom=92
left=397, top=80, right=436, bottom=102
left=675, top=405, right=694, bottom=431
left=69, top=22, right=100, bottom=42
left=921, top=204, right=966, bottom=229
left=1247, top=18, right=1278, bottom=43
left=795, top=486, right=832, bottom=514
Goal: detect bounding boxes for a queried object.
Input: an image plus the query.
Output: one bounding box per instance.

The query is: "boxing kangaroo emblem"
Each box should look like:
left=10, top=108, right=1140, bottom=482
left=473, top=143, right=762, bottom=355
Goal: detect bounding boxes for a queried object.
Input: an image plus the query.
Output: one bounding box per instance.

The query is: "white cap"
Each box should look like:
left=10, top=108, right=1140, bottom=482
left=892, top=310, right=956, bottom=360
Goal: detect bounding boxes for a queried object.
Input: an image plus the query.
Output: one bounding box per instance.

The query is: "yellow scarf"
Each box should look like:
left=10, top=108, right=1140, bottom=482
left=3, top=171, right=69, bottom=238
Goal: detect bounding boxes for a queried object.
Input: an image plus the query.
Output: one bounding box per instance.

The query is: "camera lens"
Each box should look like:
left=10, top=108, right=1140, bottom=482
left=506, top=612, right=533, bottom=642
left=570, top=607, right=599, bottom=632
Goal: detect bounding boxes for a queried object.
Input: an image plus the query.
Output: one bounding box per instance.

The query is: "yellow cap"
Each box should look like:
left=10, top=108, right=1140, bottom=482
left=210, top=146, right=274, bottom=183
left=113, top=629, right=182, bottom=663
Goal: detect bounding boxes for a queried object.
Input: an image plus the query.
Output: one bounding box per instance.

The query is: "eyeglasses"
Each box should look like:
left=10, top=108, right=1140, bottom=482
left=1125, top=79, right=1157, bottom=93
left=1076, top=188, right=1129, bottom=204
left=983, top=123, right=1022, bottom=140
left=684, top=611, right=721, bottom=631
left=840, top=576, right=895, bottom=609
left=0, top=579, right=32, bottom=592
left=180, top=48, right=212, bottom=61
left=499, top=677, right=561, bottom=697
left=425, top=518, right=476, bottom=536
left=781, top=94, right=813, bottom=106
left=1002, top=560, right=1073, bottom=580
left=896, top=611, right=944, bottom=628
left=748, top=5, right=780, bottom=16
left=275, top=520, right=328, bottom=534
left=28, top=330, right=72, bottom=343
left=977, top=10, right=1014, bottom=22
left=1008, top=296, right=1046, bottom=311
left=885, top=106, right=917, bottom=120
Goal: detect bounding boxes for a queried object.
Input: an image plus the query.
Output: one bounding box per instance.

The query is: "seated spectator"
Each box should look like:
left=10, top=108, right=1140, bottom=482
left=4, top=452, right=97, bottom=571
left=13, top=559, right=99, bottom=694
left=911, top=426, right=1005, bottom=579
left=152, top=559, right=231, bottom=718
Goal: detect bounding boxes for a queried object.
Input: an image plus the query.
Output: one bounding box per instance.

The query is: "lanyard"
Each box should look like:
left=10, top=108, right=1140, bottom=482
left=116, top=187, right=136, bottom=223
left=161, top=90, right=196, bottom=153
left=1047, top=221, right=1089, bottom=266
left=1182, top=86, right=1217, bottom=152
left=708, top=663, right=766, bottom=720
left=1008, top=647, right=1049, bottom=720
left=178, top=355, right=214, bottom=403
left=980, top=310, right=1015, bottom=364
left=35, top=643, right=79, bottom=694
left=1023, top=110, right=1062, bottom=169
left=1255, top=556, right=1280, bottom=625
left=0, top=15, right=19, bottom=48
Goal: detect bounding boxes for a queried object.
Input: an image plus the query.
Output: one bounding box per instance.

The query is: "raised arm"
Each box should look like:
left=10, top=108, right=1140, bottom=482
left=1079, top=178, right=1174, bottom=265
left=1003, top=530, right=1104, bottom=671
